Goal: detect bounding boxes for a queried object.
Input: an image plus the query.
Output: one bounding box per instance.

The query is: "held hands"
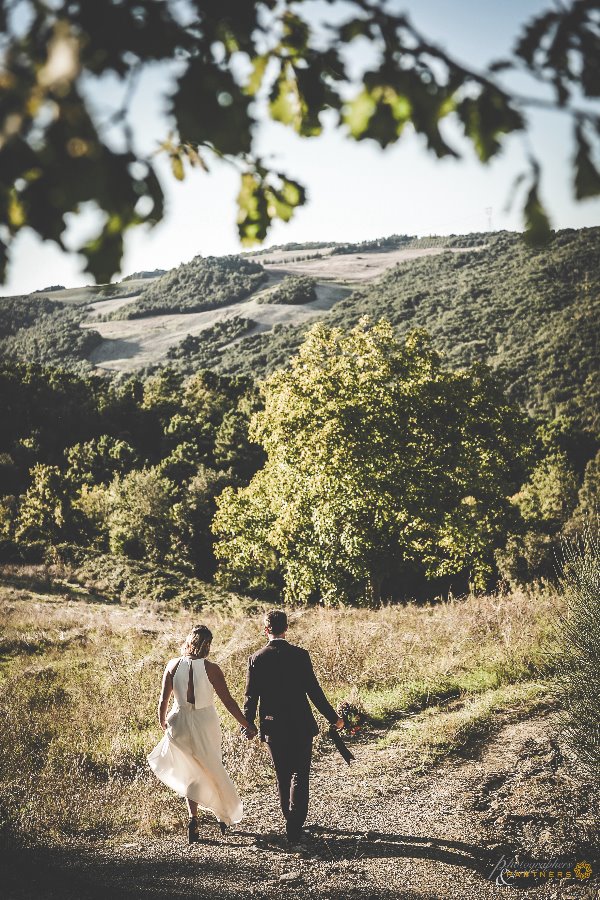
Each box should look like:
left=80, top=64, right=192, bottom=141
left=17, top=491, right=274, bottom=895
left=240, top=722, right=258, bottom=740
left=335, top=717, right=345, bottom=730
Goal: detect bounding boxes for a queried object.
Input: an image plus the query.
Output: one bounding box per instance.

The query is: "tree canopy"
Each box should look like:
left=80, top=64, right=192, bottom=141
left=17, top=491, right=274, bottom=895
left=212, top=318, right=533, bottom=604
left=0, top=0, right=598, bottom=282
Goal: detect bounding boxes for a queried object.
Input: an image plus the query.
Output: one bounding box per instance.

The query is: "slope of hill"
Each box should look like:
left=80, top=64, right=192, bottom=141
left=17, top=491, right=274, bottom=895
left=0, top=295, right=63, bottom=338
left=221, top=228, right=600, bottom=434
left=81, top=245, right=476, bottom=371
left=84, top=280, right=351, bottom=372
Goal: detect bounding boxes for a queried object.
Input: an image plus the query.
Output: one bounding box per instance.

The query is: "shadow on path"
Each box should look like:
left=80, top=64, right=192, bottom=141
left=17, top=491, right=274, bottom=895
left=2, top=828, right=595, bottom=899
left=1, top=843, right=254, bottom=900
left=303, top=825, right=513, bottom=878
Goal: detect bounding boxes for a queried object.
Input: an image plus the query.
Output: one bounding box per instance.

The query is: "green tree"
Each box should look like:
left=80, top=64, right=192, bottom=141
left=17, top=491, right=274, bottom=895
left=0, top=0, right=598, bottom=280
left=565, top=449, right=600, bottom=533
left=141, top=368, right=185, bottom=424
left=495, top=450, right=580, bottom=586
left=105, top=467, right=178, bottom=565
left=0, top=494, right=17, bottom=541
left=172, top=465, right=233, bottom=579
left=65, top=434, right=138, bottom=487
left=213, top=399, right=266, bottom=481
left=14, top=463, right=72, bottom=544
left=513, top=451, right=579, bottom=532
left=213, top=318, right=532, bottom=604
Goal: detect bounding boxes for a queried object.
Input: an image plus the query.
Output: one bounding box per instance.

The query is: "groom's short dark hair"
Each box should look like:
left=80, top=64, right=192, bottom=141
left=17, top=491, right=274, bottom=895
left=265, top=609, right=288, bottom=635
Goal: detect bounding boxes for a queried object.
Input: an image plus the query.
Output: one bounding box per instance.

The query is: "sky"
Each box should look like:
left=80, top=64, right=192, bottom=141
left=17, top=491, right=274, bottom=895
left=2, top=0, right=599, bottom=295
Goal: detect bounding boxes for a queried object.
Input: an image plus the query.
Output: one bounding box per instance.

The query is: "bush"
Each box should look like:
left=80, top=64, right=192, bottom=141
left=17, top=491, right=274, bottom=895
left=495, top=530, right=558, bottom=586
left=258, top=275, right=317, bottom=305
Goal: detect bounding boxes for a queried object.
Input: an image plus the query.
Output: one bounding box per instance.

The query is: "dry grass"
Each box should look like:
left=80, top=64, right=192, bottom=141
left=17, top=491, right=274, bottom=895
left=0, top=574, right=563, bottom=845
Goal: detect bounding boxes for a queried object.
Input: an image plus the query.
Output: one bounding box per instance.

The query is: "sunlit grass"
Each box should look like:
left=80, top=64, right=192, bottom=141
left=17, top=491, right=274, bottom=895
left=377, top=681, right=552, bottom=766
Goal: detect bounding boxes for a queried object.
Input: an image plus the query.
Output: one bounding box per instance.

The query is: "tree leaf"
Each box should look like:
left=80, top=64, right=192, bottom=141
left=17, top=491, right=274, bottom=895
left=343, top=88, right=377, bottom=139
left=172, top=58, right=252, bottom=156
left=574, top=122, right=600, bottom=200
left=236, top=172, right=269, bottom=245
left=81, top=224, right=125, bottom=284
left=457, top=88, right=524, bottom=162
left=246, top=54, right=269, bottom=97
left=269, top=62, right=299, bottom=127
left=171, top=153, right=184, bottom=181
left=523, top=177, right=551, bottom=247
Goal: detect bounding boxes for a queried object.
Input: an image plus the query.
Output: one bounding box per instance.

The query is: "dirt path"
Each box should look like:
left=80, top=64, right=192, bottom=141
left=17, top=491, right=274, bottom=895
left=3, top=709, right=598, bottom=900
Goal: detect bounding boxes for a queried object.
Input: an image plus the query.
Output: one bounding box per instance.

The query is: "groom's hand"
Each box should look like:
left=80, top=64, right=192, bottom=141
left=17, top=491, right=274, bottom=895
left=334, top=717, right=345, bottom=730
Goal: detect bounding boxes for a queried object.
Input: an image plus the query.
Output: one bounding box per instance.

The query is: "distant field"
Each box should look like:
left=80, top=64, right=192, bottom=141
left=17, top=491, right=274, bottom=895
left=247, top=246, right=481, bottom=283
left=84, top=278, right=351, bottom=372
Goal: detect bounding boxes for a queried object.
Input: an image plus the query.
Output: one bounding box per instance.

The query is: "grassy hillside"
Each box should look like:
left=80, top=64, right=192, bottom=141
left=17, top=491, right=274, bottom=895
left=164, top=316, right=257, bottom=373
left=256, top=274, right=317, bottom=305
left=220, top=228, right=600, bottom=433
left=110, top=255, right=267, bottom=320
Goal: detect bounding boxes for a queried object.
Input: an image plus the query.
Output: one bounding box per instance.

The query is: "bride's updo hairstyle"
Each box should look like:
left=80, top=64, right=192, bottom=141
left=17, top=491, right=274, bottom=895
left=181, top=624, right=213, bottom=658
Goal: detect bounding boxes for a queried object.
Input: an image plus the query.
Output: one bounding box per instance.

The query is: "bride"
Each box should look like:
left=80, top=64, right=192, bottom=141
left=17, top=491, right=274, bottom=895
left=148, top=624, right=257, bottom=843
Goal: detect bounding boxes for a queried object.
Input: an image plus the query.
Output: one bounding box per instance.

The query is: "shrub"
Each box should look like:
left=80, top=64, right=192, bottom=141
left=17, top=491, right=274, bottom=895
left=258, top=275, right=317, bottom=305
left=556, top=525, right=600, bottom=773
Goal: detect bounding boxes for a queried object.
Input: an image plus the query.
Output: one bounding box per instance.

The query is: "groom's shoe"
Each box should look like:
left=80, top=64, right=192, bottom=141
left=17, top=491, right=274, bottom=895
left=286, top=827, right=310, bottom=848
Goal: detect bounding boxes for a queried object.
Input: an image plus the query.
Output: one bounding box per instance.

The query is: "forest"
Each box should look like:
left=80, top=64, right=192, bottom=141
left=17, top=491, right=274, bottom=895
left=0, top=330, right=597, bottom=606
left=165, top=317, right=257, bottom=374
left=0, top=296, right=102, bottom=371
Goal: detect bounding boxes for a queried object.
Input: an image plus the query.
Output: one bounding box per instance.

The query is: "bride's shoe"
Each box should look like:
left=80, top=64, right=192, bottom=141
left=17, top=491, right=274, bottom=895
left=188, top=816, right=201, bottom=844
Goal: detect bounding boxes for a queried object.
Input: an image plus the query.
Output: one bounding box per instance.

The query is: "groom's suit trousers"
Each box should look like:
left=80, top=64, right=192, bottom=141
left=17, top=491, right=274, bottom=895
left=267, top=734, right=312, bottom=841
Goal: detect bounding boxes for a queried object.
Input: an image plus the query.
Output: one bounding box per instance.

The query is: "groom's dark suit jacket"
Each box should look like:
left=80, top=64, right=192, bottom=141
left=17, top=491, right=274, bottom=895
left=243, top=639, right=338, bottom=742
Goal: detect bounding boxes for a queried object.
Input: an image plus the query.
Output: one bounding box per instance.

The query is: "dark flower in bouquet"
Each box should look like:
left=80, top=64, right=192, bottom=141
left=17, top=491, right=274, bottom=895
left=338, top=702, right=366, bottom=735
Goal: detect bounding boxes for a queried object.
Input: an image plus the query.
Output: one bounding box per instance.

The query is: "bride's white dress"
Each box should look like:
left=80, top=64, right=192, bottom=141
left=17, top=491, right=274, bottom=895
left=147, top=656, right=243, bottom=825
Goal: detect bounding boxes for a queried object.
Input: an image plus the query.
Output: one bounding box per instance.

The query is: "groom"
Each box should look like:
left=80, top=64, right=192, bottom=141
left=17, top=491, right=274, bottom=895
left=243, top=609, right=344, bottom=844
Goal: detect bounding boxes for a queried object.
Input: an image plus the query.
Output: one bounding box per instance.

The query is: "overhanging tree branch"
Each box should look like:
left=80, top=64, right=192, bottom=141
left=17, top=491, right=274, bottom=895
left=0, top=0, right=598, bottom=283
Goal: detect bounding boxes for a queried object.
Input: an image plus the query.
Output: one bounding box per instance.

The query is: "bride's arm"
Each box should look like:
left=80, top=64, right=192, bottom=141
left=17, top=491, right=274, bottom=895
left=205, top=661, right=257, bottom=733
left=157, top=661, right=176, bottom=731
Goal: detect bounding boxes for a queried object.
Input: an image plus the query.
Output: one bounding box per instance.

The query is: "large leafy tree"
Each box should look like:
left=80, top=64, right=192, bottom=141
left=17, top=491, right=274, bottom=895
left=0, top=0, right=598, bottom=282
left=212, top=318, right=532, bottom=604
